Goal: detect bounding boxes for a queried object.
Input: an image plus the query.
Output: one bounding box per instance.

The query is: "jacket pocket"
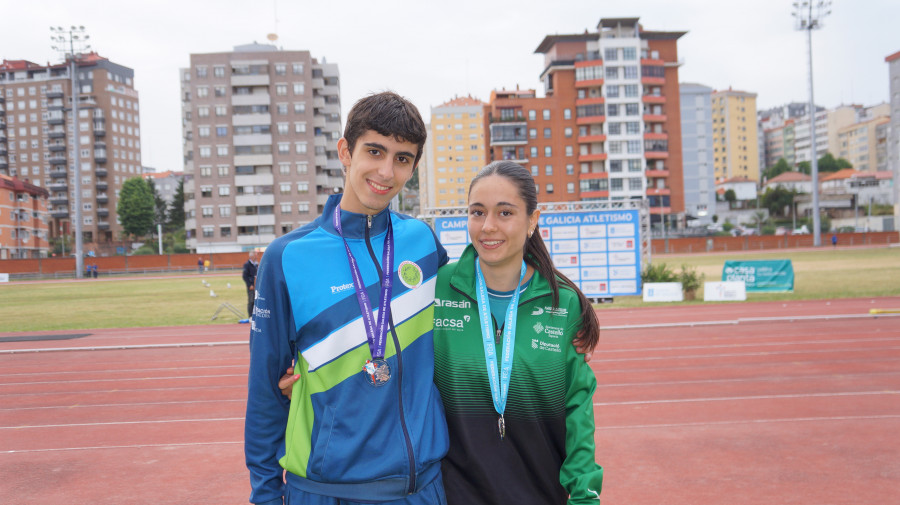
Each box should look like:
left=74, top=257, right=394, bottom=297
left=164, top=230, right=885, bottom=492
left=309, top=405, right=335, bottom=477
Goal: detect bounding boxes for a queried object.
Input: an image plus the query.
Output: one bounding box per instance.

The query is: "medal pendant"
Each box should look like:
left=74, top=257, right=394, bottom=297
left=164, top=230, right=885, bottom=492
left=498, top=414, right=506, bottom=440
left=363, top=358, right=392, bottom=387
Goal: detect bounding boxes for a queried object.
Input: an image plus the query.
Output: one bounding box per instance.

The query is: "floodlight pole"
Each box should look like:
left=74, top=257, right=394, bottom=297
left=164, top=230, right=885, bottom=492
left=793, top=1, right=830, bottom=247
left=51, top=25, right=91, bottom=277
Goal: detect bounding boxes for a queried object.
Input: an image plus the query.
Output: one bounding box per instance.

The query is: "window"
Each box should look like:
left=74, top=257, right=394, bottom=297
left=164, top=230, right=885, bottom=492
left=610, top=178, right=623, bottom=191
left=567, top=182, right=575, bottom=194
left=606, top=85, right=620, bottom=98
left=214, top=86, right=226, bottom=97
left=293, top=102, right=306, bottom=114
left=295, top=142, right=308, bottom=154
left=565, top=145, right=573, bottom=157
left=627, top=140, right=641, bottom=154
left=216, top=145, right=229, bottom=156
left=528, top=110, right=536, bottom=121
left=198, top=126, right=210, bottom=138
left=543, top=128, right=551, bottom=139
left=280, top=182, right=292, bottom=194
left=196, top=87, right=209, bottom=98
left=277, top=104, right=289, bottom=115
left=213, top=66, right=225, bottom=78
left=628, top=178, right=643, bottom=190
left=529, top=128, right=537, bottom=139
left=609, top=142, right=622, bottom=154
left=275, top=63, right=287, bottom=75
left=564, top=127, right=573, bottom=138
left=605, top=67, right=618, bottom=79
left=604, top=48, right=618, bottom=61
left=297, top=181, right=309, bottom=193
left=545, top=165, right=553, bottom=176
left=219, top=205, right=231, bottom=217
left=196, top=66, right=208, bottom=78
left=294, top=122, right=306, bottom=133
left=626, top=122, right=641, bottom=134
left=530, top=147, right=538, bottom=158
left=197, top=106, right=209, bottom=117
left=607, top=104, right=619, bottom=117
left=563, top=108, right=571, bottom=120
left=199, top=146, right=211, bottom=158
left=625, top=103, right=640, bottom=116
left=610, top=160, right=623, bottom=172
left=544, top=146, right=552, bottom=157
left=218, top=185, right=231, bottom=196
left=202, top=226, right=214, bottom=238
left=281, top=203, right=292, bottom=214
left=276, top=84, right=288, bottom=96
left=220, top=226, right=231, bottom=237
left=200, top=166, right=212, bottom=177
left=216, top=126, right=228, bottom=137
left=542, top=109, right=550, bottom=120
left=628, top=159, right=642, bottom=172
left=201, top=206, right=214, bottom=217
left=277, top=142, right=290, bottom=154
left=218, top=165, right=229, bottom=176
left=608, top=123, right=622, bottom=135
left=623, top=47, right=637, bottom=60
left=293, top=83, right=305, bottom=95
left=545, top=183, right=554, bottom=193
left=215, top=105, right=227, bottom=116
left=298, top=201, right=310, bottom=213
left=530, top=165, right=538, bottom=176
left=292, top=63, right=304, bottom=74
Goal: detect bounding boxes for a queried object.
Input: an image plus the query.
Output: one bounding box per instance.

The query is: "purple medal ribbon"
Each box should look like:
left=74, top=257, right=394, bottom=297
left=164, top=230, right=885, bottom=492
left=333, top=205, right=393, bottom=360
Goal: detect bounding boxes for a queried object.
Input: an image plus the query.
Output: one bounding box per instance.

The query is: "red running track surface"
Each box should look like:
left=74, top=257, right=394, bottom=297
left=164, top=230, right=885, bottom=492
left=1, top=297, right=899, bottom=504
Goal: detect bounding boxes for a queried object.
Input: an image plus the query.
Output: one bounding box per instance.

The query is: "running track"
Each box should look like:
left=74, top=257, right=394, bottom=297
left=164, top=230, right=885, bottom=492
left=1, top=297, right=899, bottom=504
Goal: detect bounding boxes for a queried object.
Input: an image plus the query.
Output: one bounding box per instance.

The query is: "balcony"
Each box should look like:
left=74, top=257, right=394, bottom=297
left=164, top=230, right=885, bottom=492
left=97, top=207, right=109, bottom=217
left=0, top=119, right=6, bottom=129
left=94, top=149, right=107, bottom=163
left=0, top=145, right=6, bottom=156
left=47, top=99, right=65, bottom=110
left=47, top=90, right=64, bottom=99
left=0, top=158, right=7, bottom=169
left=96, top=194, right=109, bottom=204
left=49, top=155, right=67, bottom=165
left=49, top=128, right=66, bottom=139
left=642, top=114, right=667, bottom=123
left=642, top=95, right=666, bottom=104
left=643, top=132, right=668, bottom=141
left=48, top=180, right=68, bottom=191
left=645, top=169, right=670, bottom=178
left=645, top=151, right=669, bottom=160
left=95, top=167, right=107, bottom=177
left=97, top=221, right=110, bottom=230
left=50, top=170, right=68, bottom=179
left=575, top=97, right=606, bottom=107
left=50, top=195, right=69, bottom=205
left=576, top=115, right=605, bottom=126
left=96, top=181, right=108, bottom=191
left=575, top=78, right=605, bottom=89
left=489, top=122, right=527, bottom=146
left=577, top=134, right=608, bottom=144
left=48, top=113, right=65, bottom=125
left=578, top=152, right=608, bottom=163
left=51, top=209, right=69, bottom=219
left=93, top=120, right=106, bottom=136
left=49, top=144, right=67, bottom=152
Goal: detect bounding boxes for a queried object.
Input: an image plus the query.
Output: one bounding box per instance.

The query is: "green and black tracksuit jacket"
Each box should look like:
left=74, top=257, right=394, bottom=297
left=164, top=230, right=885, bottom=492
left=433, top=245, right=603, bottom=505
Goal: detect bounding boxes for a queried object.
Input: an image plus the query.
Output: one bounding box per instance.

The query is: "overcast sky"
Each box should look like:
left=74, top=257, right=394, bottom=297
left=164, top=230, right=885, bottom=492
left=4, top=0, right=898, bottom=171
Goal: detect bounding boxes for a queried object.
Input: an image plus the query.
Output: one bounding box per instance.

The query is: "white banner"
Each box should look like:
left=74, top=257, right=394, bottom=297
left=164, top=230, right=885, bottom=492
left=0, top=273, right=9, bottom=283
left=703, top=281, right=747, bottom=301
left=642, top=282, right=683, bottom=302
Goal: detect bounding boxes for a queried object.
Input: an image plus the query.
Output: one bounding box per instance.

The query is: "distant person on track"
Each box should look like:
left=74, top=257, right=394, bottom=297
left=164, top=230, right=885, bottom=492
left=242, top=250, right=259, bottom=318
left=197, top=257, right=203, bottom=273
left=832, top=233, right=837, bottom=248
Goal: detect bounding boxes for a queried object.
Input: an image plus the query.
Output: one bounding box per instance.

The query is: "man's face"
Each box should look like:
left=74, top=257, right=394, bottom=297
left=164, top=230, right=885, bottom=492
left=337, top=131, right=418, bottom=215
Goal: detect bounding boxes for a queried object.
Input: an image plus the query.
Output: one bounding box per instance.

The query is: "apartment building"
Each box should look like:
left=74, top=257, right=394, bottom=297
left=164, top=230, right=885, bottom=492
left=711, top=88, right=759, bottom=182
left=679, top=83, right=716, bottom=225
left=484, top=17, right=685, bottom=222
left=181, top=43, right=341, bottom=253
left=143, top=169, right=183, bottom=206
left=0, top=173, right=50, bottom=258
left=427, top=96, right=486, bottom=209
left=0, top=54, right=141, bottom=246
left=887, top=50, right=900, bottom=212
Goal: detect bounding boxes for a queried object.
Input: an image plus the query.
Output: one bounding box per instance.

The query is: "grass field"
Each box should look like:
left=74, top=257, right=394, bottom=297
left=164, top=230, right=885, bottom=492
left=1, top=247, right=898, bottom=332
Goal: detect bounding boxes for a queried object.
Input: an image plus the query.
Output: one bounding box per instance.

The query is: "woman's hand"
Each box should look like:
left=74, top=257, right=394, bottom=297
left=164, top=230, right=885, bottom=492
left=278, top=366, right=300, bottom=399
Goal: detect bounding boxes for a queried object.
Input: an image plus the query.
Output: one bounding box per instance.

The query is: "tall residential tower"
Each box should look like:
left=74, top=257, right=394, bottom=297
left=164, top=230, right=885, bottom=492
left=181, top=44, right=341, bottom=253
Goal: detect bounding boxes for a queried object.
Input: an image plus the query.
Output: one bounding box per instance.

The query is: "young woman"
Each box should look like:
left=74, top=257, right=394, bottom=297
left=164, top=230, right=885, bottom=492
left=279, top=160, right=602, bottom=504
left=432, top=160, right=602, bottom=504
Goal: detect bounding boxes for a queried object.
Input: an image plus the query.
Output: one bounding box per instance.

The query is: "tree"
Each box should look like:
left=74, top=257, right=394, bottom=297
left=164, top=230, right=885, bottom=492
left=761, top=187, right=796, bottom=217
left=167, top=178, right=186, bottom=232
left=117, top=177, right=155, bottom=239
left=146, top=178, right=169, bottom=232
left=797, top=161, right=811, bottom=175
left=799, top=153, right=852, bottom=175
left=724, top=189, right=736, bottom=208
left=763, top=158, right=791, bottom=181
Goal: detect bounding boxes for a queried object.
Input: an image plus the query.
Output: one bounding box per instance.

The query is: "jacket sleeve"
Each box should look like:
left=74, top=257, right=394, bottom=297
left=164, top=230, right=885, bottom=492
left=560, top=299, right=604, bottom=504
left=244, top=249, right=295, bottom=505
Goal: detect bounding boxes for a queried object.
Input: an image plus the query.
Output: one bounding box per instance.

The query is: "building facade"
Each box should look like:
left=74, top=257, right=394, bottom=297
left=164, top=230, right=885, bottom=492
left=0, top=173, right=50, bottom=258
left=427, top=96, right=486, bottom=209
left=679, top=83, right=716, bottom=226
left=181, top=44, right=341, bottom=253
left=144, top=169, right=183, bottom=206
left=889, top=51, right=900, bottom=213
left=0, top=54, right=141, bottom=247
left=711, top=88, right=759, bottom=182
left=482, top=17, right=685, bottom=223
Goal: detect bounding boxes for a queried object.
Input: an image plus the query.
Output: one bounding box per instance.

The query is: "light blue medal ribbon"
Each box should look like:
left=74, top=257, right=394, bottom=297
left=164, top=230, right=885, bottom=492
left=474, top=258, right=527, bottom=440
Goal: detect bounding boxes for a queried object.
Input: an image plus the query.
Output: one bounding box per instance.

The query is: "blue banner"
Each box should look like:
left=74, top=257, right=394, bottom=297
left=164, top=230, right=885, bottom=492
left=722, top=260, right=794, bottom=292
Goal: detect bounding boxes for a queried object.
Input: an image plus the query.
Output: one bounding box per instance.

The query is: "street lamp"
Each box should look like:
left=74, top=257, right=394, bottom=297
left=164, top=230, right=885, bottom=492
left=50, top=25, right=91, bottom=278
left=792, top=1, right=830, bottom=246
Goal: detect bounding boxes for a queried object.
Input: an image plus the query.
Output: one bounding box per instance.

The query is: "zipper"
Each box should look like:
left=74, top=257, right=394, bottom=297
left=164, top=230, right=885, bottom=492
left=365, top=215, right=417, bottom=494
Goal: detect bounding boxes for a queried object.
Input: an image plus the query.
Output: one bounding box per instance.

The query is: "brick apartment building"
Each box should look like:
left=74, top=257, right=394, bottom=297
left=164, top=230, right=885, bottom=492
left=0, top=54, right=142, bottom=248
left=0, top=173, right=50, bottom=258
left=483, top=17, right=685, bottom=223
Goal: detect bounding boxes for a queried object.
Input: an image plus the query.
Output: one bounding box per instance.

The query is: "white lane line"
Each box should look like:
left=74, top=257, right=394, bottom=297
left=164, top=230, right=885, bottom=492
left=0, top=373, right=246, bottom=387
left=0, top=417, right=243, bottom=430
left=598, top=370, right=900, bottom=388
left=0, top=341, right=247, bottom=355
left=0, top=384, right=245, bottom=399
left=591, top=346, right=900, bottom=363
left=0, top=364, right=248, bottom=378
left=0, top=399, right=245, bottom=412
left=2, top=440, right=242, bottom=454
left=599, top=312, right=900, bottom=331
left=594, top=390, right=900, bottom=406
left=596, top=414, right=900, bottom=430
left=597, top=336, right=900, bottom=355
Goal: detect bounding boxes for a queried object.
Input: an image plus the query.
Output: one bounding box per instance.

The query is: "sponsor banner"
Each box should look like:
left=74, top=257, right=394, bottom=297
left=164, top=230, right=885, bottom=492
left=703, top=281, right=747, bottom=301
left=722, top=260, right=794, bottom=292
left=0, top=273, right=8, bottom=283
left=642, top=282, right=683, bottom=302
left=434, top=209, right=641, bottom=297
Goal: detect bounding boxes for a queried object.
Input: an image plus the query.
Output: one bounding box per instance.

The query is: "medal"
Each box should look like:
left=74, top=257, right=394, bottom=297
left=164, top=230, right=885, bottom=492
left=364, top=358, right=392, bottom=386
left=475, top=259, right=526, bottom=441
left=333, top=206, right=395, bottom=387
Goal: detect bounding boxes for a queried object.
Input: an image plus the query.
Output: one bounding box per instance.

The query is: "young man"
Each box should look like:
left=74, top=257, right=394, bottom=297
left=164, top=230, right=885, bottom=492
left=245, top=92, right=450, bottom=505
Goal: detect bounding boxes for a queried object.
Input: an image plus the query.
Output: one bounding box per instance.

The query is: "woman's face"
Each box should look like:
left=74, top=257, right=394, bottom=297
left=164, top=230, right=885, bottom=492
left=467, top=175, right=539, bottom=272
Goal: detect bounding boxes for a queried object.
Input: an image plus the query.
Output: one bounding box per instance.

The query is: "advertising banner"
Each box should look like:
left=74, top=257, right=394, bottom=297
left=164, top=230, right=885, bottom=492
left=642, top=282, right=684, bottom=302
left=722, top=260, right=794, bottom=292
left=435, top=208, right=642, bottom=297
left=703, top=281, right=747, bottom=301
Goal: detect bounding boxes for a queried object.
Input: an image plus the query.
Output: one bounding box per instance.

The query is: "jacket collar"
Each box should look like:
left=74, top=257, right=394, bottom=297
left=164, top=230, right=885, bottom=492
left=320, top=193, right=393, bottom=239
left=449, top=244, right=552, bottom=301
